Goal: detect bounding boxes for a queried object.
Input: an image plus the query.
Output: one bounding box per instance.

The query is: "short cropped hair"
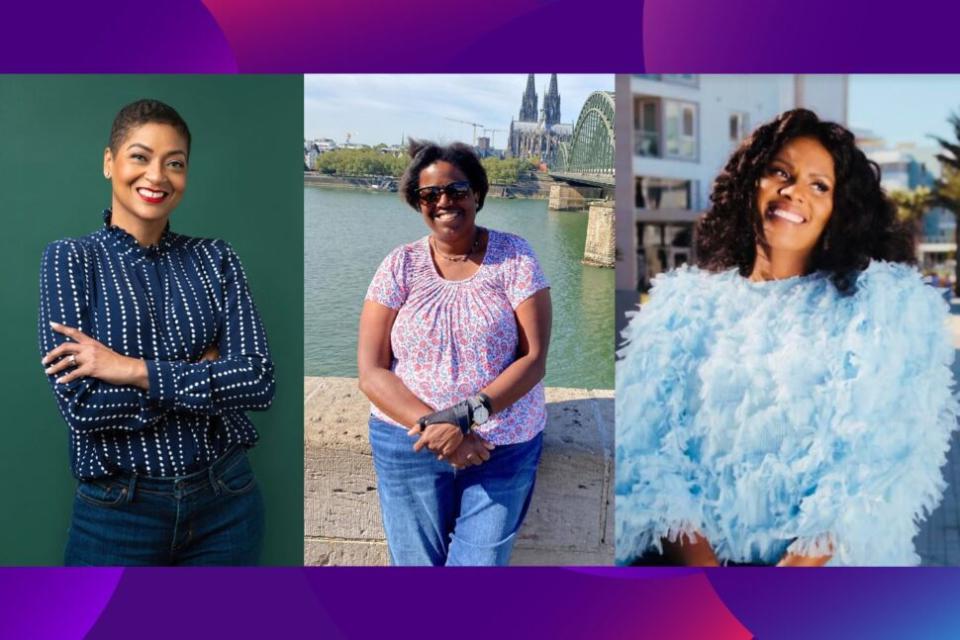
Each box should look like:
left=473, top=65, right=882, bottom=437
left=399, top=140, right=489, bottom=211
left=108, top=99, right=191, bottom=156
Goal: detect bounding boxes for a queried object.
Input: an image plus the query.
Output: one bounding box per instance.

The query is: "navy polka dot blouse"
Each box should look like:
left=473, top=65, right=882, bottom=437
left=38, top=211, right=275, bottom=479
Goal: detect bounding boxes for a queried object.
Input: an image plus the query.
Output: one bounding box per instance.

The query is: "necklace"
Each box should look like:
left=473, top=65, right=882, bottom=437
left=431, top=228, right=483, bottom=262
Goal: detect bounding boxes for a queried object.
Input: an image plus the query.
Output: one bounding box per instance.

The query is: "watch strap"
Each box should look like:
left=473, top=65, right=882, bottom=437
left=420, top=401, right=473, bottom=434
left=477, top=392, right=493, bottom=414
left=451, top=401, right=472, bottom=434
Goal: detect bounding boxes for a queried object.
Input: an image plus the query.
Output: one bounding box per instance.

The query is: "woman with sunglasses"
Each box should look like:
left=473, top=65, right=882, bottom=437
left=38, top=99, right=274, bottom=565
left=358, top=140, right=552, bottom=566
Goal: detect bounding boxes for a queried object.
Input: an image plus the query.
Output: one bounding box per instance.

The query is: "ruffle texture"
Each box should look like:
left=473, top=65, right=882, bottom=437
left=616, top=262, right=958, bottom=566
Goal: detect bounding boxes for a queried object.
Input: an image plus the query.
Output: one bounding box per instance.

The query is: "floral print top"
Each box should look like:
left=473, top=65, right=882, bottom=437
left=365, top=229, right=549, bottom=444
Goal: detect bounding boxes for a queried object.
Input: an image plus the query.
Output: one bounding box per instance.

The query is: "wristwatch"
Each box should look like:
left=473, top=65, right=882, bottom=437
left=467, top=393, right=493, bottom=426
left=415, top=393, right=493, bottom=435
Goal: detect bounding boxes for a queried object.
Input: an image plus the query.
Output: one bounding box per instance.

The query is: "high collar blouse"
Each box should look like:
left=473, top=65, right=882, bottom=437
left=38, top=211, right=275, bottom=480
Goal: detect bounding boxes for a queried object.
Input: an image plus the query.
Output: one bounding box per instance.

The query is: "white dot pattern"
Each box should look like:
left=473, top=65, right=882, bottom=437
left=38, top=211, right=275, bottom=479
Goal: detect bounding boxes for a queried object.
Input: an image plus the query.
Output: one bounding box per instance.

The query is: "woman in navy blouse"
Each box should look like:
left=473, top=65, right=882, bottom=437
left=38, top=99, right=275, bottom=566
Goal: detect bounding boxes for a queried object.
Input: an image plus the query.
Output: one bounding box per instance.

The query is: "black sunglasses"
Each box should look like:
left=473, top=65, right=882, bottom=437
left=416, top=181, right=472, bottom=205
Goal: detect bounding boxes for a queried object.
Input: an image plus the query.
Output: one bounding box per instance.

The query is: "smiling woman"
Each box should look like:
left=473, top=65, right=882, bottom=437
left=616, top=109, right=957, bottom=567
left=37, top=99, right=276, bottom=566
left=356, top=140, right=553, bottom=566
left=753, top=136, right=836, bottom=277
left=106, top=122, right=188, bottom=226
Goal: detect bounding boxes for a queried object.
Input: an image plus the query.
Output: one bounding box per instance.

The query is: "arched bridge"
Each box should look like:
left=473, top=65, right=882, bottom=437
left=551, top=90, right=615, bottom=187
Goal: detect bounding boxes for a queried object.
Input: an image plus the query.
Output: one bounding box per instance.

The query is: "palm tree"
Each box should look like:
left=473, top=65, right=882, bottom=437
left=931, top=111, right=960, bottom=294
left=890, top=186, right=932, bottom=228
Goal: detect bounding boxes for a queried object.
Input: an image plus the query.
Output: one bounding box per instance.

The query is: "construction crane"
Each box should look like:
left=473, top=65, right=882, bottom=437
left=483, top=128, right=507, bottom=149
left=444, top=118, right=484, bottom=145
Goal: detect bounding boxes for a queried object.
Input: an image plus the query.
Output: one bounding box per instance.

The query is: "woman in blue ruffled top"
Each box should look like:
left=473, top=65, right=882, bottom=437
left=616, top=109, right=958, bottom=566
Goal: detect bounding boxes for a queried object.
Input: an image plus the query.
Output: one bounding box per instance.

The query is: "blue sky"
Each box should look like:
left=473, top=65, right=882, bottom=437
left=303, top=75, right=959, bottom=151
left=304, top=74, right=613, bottom=147
left=849, top=75, right=960, bottom=147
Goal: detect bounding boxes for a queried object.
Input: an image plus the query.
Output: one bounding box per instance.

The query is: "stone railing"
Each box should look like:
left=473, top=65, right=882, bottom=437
left=304, top=377, right=614, bottom=566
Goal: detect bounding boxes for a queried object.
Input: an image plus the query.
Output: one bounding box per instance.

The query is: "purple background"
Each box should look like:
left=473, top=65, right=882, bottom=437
left=4, top=567, right=960, bottom=638
left=4, top=0, right=958, bottom=72
left=4, top=0, right=960, bottom=637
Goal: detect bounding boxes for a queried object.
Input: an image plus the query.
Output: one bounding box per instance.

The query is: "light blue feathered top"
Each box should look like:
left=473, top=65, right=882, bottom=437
left=616, top=261, right=958, bottom=566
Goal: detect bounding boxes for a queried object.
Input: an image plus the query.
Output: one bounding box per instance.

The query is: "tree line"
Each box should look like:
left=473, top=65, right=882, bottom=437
left=313, top=149, right=540, bottom=183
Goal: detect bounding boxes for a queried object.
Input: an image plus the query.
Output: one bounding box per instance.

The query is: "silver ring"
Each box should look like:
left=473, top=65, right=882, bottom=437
left=68, top=354, right=77, bottom=366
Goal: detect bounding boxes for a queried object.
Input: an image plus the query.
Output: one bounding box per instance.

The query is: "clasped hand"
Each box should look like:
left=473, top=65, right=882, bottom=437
left=407, top=422, right=495, bottom=469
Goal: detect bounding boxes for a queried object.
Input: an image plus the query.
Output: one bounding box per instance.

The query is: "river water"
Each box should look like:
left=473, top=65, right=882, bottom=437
left=304, top=186, right=614, bottom=389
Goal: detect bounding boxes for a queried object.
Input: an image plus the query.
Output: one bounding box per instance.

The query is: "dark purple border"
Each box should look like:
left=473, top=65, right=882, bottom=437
left=5, top=0, right=960, bottom=72
left=5, top=567, right=960, bottom=638
left=4, top=1, right=960, bottom=638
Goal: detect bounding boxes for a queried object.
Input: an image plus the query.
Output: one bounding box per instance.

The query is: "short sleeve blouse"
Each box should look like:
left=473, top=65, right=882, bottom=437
left=365, top=228, right=549, bottom=444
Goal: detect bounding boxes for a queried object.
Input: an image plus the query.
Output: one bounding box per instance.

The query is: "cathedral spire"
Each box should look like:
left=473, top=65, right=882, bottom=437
left=519, top=74, right=538, bottom=122
left=543, top=73, right=561, bottom=126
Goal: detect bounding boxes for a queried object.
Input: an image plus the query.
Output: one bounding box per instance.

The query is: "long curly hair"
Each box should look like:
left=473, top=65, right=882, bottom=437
left=695, top=109, right=914, bottom=292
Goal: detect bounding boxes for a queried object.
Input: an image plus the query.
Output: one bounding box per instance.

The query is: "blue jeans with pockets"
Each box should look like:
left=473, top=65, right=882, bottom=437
left=65, top=444, right=265, bottom=566
left=369, top=415, right=543, bottom=566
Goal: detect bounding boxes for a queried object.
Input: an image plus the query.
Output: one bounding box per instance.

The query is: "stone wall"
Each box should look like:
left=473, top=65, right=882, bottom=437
left=304, top=377, right=614, bottom=566
left=547, top=183, right=605, bottom=211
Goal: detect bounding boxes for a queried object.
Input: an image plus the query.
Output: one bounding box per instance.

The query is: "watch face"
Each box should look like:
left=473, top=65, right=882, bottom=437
left=473, top=404, right=489, bottom=424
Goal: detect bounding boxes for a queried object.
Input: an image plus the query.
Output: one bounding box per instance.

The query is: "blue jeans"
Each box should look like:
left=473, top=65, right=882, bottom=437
left=65, top=445, right=265, bottom=566
left=369, top=415, right=543, bottom=566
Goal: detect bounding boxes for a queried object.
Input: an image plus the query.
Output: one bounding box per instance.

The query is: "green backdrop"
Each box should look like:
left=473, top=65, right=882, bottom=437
left=0, top=75, right=303, bottom=565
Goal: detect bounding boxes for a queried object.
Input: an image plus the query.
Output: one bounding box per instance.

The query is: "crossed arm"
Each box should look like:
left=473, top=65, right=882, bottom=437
left=38, top=240, right=274, bottom=433
left=357, top=288, right=552, bottom=468
left=43, top=322, right=221, bottom=388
